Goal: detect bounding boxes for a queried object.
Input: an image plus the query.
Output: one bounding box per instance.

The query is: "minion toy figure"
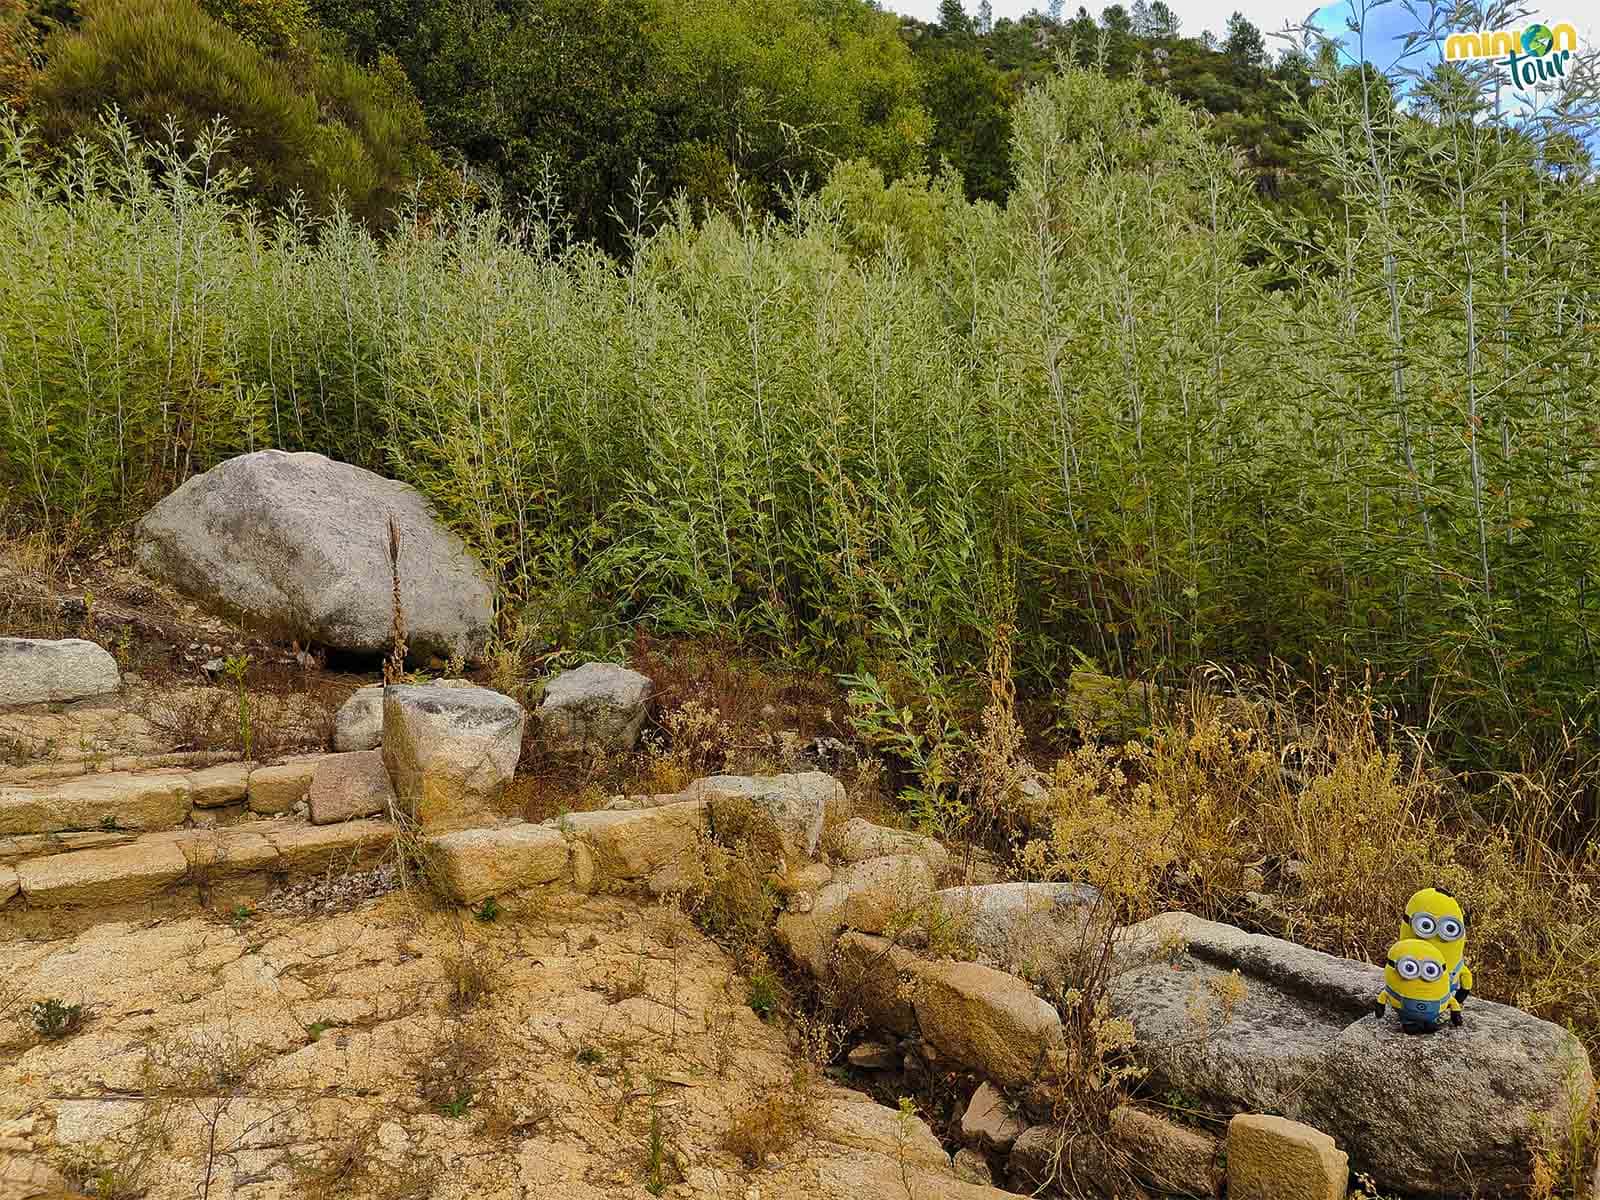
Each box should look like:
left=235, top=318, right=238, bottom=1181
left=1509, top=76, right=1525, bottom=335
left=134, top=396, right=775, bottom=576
left=1375, top=938, right=1463, bottom=1033
left=1401, top=887, right=1473, bottom=1007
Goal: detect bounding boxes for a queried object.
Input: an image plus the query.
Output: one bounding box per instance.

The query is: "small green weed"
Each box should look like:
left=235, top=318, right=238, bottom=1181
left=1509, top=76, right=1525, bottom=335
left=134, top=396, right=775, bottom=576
left=30, top=998, right=84, bottom=1039
left=645, top=1105, right=669, bottom=1195
left=438, top=1089, right=474, bottom=1119
left=222, top=653, right=253, bottom=758
left=746, top=971, right=779, bottom=1020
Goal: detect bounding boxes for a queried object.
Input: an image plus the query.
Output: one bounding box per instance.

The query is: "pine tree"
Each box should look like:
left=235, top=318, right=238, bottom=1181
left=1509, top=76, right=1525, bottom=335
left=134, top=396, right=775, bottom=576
left=977, top=0, right=992, bottom=35
left=1048, top=0, right=1065, bottom=21
left=1149, top=0, right=1179, bottom=37
left=939, top=0, right=973, bottom=39
left=1224, top=11, right=1265, bottom=68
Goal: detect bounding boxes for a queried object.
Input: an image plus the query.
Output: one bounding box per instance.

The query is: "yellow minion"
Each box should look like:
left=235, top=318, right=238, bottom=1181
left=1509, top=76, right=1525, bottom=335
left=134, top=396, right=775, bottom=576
left=1400, top=887, right=1474, bottom=1004
left=1375, top=937, right=1462, bottom=1033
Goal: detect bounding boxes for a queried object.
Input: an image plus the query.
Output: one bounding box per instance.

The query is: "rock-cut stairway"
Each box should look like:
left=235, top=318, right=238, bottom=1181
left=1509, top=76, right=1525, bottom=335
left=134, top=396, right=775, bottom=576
left=0, top=752, right=393, bottom=915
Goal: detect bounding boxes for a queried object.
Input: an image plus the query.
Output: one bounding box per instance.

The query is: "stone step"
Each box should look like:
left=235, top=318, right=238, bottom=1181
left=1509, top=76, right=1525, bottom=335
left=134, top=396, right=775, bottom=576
left=0, top=748, right=238, bottom=786
left=0, top=816, right=393, bottom=910
left=0, top=754, right=334, bottom=837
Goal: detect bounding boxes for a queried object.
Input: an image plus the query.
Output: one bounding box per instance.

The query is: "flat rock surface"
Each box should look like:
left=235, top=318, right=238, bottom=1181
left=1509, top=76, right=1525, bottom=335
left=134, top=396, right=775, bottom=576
left=0, top=892, right=1025, bottom=1200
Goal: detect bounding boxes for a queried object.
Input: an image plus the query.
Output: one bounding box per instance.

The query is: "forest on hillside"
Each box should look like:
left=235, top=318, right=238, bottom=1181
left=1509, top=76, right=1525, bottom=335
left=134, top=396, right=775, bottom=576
left=2, top=0, right=1599, bottom=795
left=1, top=0, right=1387, bottom=241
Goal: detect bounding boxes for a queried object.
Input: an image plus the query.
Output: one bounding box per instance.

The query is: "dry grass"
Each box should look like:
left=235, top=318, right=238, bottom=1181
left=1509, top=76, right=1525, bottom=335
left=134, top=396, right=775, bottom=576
left=408, top=1023, right=492, bottom=1118
left=442, top=948, right=500, bottom=1012
left=295, top=1119, right=436, bottom=1200
left=724, top=1090, right=809, bottom=1168
left=678, top=826, right=780, bottom=970
left=1012, top=673, right=1600, bottom=1065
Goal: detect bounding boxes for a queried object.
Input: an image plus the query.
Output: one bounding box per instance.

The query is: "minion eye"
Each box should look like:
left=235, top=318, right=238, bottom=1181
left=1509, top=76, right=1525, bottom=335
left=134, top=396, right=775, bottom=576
left=1410, top=913, right=1437, bottom=937
left=1439, top=918, right=1463, bottom=940
left=1397, top=957, right=1421, bottom=980
left=1420, top=961, right=1442, bottom=982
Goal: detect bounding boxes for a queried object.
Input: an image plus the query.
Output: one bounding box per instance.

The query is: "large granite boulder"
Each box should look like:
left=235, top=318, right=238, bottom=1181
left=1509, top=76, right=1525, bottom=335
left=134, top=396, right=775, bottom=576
left=1111, top=912, right=1593, bottom=1197
left=383, top=684, right=525, bottom=833
left=535, top=662, right=652, bottom=754
left=0, top=639, right=120, bottom=705
left=135, top=451, right=494, bottom=659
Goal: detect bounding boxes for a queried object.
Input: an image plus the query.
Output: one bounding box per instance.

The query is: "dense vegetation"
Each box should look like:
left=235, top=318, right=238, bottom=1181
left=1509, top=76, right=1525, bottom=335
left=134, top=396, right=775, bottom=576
left=2, top=0, right=1351, bottom=237
left=4, top=15, right=1598, bottom=793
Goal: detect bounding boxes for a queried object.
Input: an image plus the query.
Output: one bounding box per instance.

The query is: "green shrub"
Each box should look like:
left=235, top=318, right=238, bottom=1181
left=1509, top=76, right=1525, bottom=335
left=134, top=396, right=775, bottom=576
left=27, top=0, right=435, bottom=221
left=0, top=0, right=37, bottom=107
left=199, top=0, right=311, bottom=53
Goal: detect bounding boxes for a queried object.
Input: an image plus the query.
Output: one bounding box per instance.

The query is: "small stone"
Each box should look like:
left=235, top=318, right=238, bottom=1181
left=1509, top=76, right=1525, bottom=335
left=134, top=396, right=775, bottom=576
left=334, top=684, right=386, bottom=751
left=846, top=1041, right=898, bottom=1070
left=1227, top=1114, right=1348, bottom=1200
left=773, top=861, right=832, bottom=895
left=247, top=757, right=325, bottom=815
left=536, top=662, right=652, bottom=754
left=832, top=817, right=948, bottom=875
left=911, top=959, right=1064, bottom=1088
left=560, top=802, right=705, bottom=893
left=690, top=772, right=840, bottom=861
left=428, top=823, right=569, bottom=904
left=376, top=1122, right=409, bottom=1154
left=774, top=853, right=933, bottom=979
left=1110, top=1105, right=1221, bottom=1196
left=384, top=684, right=525, bottom=833
left=188, top=762, right=254, bottom=808
left=960, top=1082, right=1027, bottom=1151
left=308, top=750, right=395, bottom=824
left=1008, top=1125, right=1061, bottom=1190
left=953, top=1148, right=993, bottom=1186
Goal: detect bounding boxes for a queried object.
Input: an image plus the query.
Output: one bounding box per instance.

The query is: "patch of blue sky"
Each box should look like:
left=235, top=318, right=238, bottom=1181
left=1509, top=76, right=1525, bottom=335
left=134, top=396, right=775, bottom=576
left=1303, top=0, right=1597, bottom=149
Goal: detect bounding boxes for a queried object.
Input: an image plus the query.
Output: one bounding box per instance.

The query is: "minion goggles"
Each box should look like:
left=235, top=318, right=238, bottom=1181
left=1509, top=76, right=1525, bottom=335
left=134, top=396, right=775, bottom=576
left=1387, top=954, right=1446, bottom=983
left=1406, top=912, right=1466, bottom=941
